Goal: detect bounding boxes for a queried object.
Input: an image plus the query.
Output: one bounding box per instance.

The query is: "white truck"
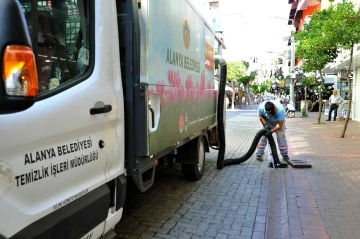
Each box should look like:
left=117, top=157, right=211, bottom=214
left=0, top=0, right=226, bottom=238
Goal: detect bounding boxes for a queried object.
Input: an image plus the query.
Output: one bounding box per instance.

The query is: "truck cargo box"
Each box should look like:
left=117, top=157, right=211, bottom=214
left=138, top=0, right=219, bottom=157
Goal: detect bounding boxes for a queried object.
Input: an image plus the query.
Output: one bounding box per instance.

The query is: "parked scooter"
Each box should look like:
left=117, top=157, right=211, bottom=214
left=285, top=102, right=296, bottom=118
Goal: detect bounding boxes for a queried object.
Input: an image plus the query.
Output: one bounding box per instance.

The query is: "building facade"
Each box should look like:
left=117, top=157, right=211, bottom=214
left=321, top=0, right=360, bottom=121
left=286, top=0, right=360, bottom=120
left=323, top=0, right=360, bottom=121
left=288, top=0, right=321, bottom=68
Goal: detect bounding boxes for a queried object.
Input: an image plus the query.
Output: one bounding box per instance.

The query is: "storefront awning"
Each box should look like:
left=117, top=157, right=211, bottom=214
left=324, top=76, right=336, bottom=85
left=331, top=49, right=360, bottom=72
left=322, top=64, right=334, bottom=74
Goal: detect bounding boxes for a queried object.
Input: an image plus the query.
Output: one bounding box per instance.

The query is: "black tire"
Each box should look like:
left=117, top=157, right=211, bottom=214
left=181, top=136, right=205, bottom=180
left=287, top=111, right=295, bottom=118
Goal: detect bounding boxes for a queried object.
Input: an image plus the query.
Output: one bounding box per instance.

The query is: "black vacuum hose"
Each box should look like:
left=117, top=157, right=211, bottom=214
left=215, top=56, right=226, bottom=169
left=223, top=129, right=283, bottom=168
left=214, top=56, right=286, bottom=169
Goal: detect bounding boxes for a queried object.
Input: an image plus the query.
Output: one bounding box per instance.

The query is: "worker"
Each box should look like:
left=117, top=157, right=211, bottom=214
left=256, top=101, right=289, bottom=162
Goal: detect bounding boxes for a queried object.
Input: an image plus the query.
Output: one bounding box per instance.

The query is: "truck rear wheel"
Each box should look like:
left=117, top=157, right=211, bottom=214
left=180, top=136, right=205, bottom=180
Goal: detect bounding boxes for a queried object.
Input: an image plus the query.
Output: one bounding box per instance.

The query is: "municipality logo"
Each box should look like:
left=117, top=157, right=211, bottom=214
left=0, top=162, right=13, bottom=200
left=183, top=20, right=190, bottom=49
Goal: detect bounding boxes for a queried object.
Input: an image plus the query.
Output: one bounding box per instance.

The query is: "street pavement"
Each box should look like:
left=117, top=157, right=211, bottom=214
left=113, top=104, right=360, bottom=239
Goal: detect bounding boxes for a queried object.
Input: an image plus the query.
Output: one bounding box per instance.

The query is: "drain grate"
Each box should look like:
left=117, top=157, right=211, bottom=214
left=285, top=159, right=312, bottom=168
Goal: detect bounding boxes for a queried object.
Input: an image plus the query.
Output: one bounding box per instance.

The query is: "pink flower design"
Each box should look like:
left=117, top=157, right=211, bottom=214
left=200, top=71, right=206, bottom=89
left=174, top=71, right=182, bottom=87
left=156, top=80, right=165, bottom=96
left=185, top=74, right=196, bottom=101
left=177, top=87, right=185, bottom=101
left=168, top=69, right=174, bottom=86
left=168, top=69, right=182, bottom=87
left=185, top=75, right=194, bottom=89
left=156, top=69, right=221, bottom=106
left=148, top=88, right=156, bottom=96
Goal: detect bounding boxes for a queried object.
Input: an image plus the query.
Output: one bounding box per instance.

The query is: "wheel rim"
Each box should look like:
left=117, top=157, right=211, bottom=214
left=307, top=100, right=313, bottom=111
left=198, top=140, right=205, bottom=172
left=289, top=112, right=295, bottom=117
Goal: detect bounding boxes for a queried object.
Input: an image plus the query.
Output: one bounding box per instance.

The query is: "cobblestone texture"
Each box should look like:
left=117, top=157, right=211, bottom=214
left=112, top=105, right=360, bottom=239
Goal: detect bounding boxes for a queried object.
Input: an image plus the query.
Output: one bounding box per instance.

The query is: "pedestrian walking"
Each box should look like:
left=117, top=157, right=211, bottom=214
left=326, top=89, right=343, bottom=121
left=256, top=100, right=289, bottom=162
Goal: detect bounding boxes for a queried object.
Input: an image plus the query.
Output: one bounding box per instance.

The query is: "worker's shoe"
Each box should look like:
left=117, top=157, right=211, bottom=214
left=326, top=119, right=331, bottom=121
left=282, top=155, right=290, bottom=161
left=256, top=155, right=264, bottom=162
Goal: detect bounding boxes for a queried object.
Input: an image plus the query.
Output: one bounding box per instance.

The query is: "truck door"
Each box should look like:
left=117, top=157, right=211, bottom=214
left=0, top=0, right=121, bottom=238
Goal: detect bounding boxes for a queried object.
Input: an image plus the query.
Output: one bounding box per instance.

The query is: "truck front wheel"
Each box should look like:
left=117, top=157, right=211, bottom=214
left=180, top=136, right=205, bottom=180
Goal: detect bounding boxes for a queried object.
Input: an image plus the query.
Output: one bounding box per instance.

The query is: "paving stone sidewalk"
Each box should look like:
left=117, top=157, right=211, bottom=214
left=281, top=112, right=360, bottom=239
left=114, top=106, right=360, bottom=239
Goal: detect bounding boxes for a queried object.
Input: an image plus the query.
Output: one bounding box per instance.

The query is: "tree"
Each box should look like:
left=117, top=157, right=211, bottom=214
left=250, top=84, right=262, bottom=94
left=295, top=8, right=339, bottom=124
left=239, top=60, right=256, bottom=106
left=263, top=79, right=275, bottom=93
left=226, top=61, right=247, bottom=109
left=300, top=76, right=315, bottom=116
left=325, top=0, right=360, bottom=138
left=239, top=70, right=257, bottom=105
left=251, top=83, right=268, bottom=95
left=240, top=70, right=257, bottom=87
left=242, top=61, right=250, bottom=69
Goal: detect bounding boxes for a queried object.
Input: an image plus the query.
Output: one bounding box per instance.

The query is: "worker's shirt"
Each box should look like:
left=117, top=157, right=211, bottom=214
left=259, top=100, right=285, bottom=126
left=329, top=95, right=343, bottom=104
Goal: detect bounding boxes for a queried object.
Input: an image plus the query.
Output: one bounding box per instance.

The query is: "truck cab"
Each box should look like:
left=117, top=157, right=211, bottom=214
left=0, top=1, right=125, bottom=238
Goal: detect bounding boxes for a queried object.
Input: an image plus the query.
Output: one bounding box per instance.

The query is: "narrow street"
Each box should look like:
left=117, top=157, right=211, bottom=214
left=115, top=104, right=269, bottom=239
left=3, top=1, right=360, bottom=239
left=114, top=104, right=360, bottom=239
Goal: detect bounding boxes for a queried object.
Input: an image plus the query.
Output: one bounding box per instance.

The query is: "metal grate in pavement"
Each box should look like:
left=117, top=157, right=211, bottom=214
left=284, top=159, right=312, bottom=168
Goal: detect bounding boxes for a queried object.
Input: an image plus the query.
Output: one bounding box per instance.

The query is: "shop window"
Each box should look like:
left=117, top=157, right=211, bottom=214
left=19, top=0, right=90, bottom=94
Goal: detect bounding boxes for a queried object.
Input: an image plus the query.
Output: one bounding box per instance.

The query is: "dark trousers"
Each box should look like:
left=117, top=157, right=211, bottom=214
left=328, top=103, right=339, bottom=120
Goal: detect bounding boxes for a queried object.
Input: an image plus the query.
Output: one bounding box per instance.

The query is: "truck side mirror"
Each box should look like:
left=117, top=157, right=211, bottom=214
left=0, top=0, right=38, bottom=114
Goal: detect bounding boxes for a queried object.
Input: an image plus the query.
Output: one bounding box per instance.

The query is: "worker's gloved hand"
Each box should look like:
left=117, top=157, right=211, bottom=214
left=264, top=129, right=273, bottom=138
left=263, top=124, right=271, bottom=131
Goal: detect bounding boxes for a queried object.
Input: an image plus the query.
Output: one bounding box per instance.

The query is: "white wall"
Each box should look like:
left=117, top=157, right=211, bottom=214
left=354, top=67, right=360, bottom=121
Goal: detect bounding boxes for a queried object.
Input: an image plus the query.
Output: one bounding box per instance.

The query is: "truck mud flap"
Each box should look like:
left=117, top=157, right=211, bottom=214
left=9, top=185, right=110, bottom=239
left=116, top=175, right=127, bottom=211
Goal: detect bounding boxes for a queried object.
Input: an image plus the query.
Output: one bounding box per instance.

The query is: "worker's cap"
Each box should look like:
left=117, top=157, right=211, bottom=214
left=265, top=101, right=275, bottom=114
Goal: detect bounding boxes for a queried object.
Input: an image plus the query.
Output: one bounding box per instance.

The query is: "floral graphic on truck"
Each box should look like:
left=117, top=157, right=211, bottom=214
left=145, top=0, right=217, bottom=154
left=148, top=68, right=217, bottom=150
left=148, top=69, right=217, bottom=109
